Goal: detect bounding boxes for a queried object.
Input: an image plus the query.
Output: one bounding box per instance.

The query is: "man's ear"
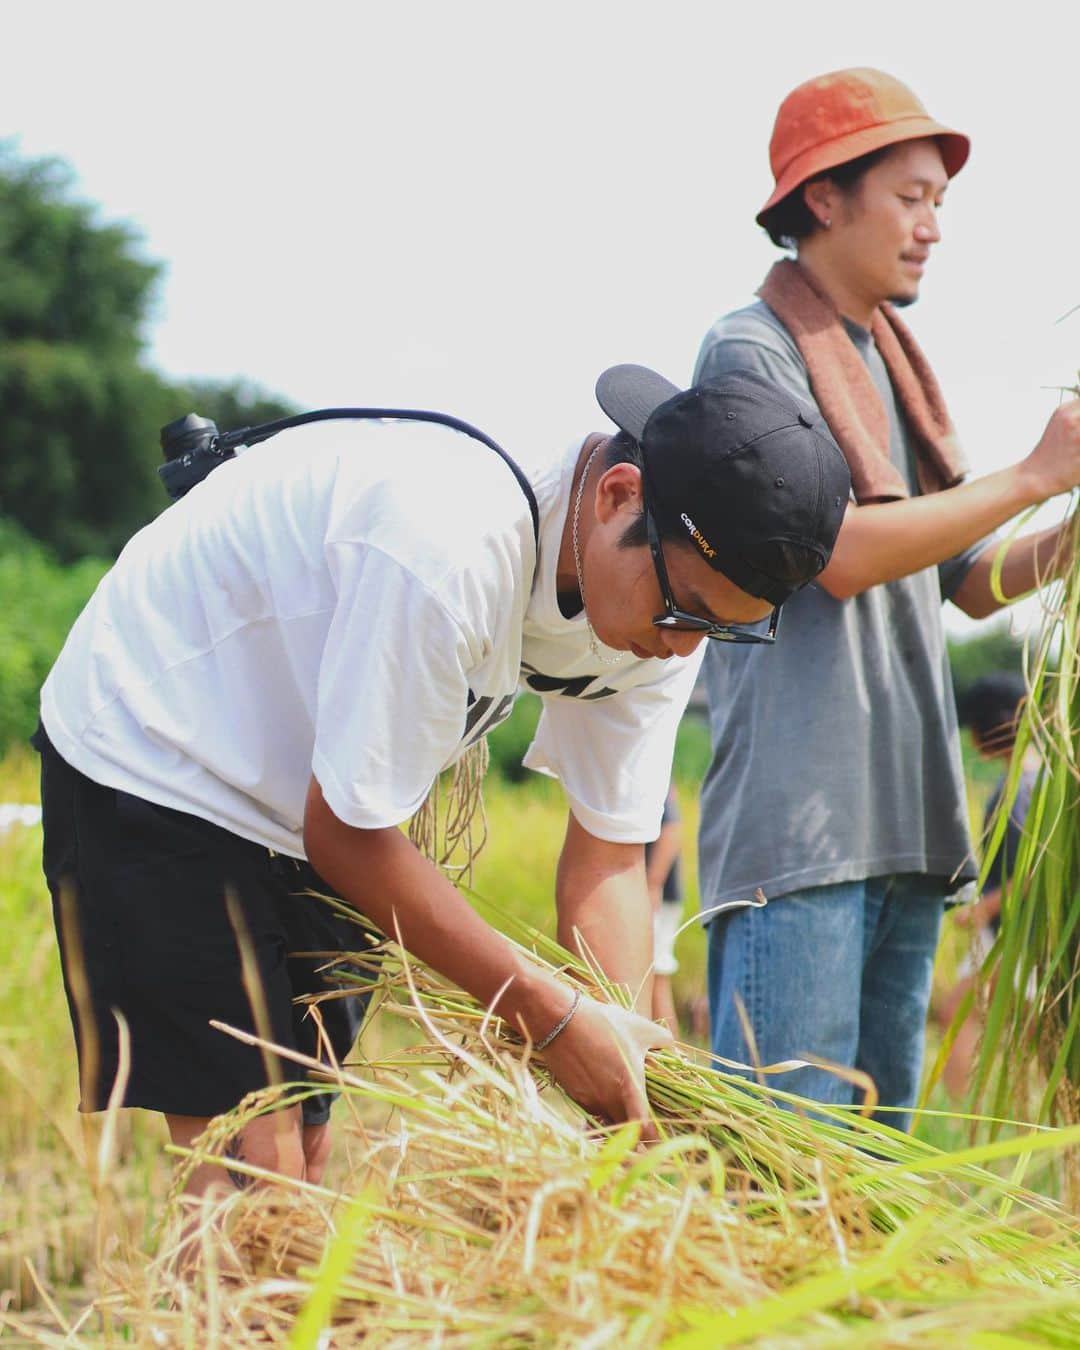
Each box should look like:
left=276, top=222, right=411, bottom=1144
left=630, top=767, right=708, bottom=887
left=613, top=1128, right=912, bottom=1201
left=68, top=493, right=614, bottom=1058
left=594, top=462, right=643, bottom=524
left=802, top=178, right=833, bottom=229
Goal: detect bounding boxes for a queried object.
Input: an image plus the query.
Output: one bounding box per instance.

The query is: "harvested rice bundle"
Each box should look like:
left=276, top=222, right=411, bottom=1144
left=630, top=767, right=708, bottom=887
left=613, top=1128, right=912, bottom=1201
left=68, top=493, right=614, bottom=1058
left=85, top=914, right=1080, bottom=1348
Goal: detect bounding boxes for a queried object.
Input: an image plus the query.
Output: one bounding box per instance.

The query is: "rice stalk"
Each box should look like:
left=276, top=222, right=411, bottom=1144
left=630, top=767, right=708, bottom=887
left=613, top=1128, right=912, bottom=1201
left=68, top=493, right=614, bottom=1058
left=964, top=463, right=1080, bottom=1194
left=21, top=909, right=1080, bottom=1348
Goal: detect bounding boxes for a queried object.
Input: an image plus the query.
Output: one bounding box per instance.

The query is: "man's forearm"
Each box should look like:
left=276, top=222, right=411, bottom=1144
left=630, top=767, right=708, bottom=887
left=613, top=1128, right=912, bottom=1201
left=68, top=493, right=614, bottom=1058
left=303, top=779, right=570, bottom=1039
left=303, top=779, right=675, bottom=1134
left=820, top=395, right=1080, bottom=600
left=556, top=813, right=653, bottom=1011
left=951, top=523, right=1073, bottom=618
left=820, top=463, right=1046, bottom=600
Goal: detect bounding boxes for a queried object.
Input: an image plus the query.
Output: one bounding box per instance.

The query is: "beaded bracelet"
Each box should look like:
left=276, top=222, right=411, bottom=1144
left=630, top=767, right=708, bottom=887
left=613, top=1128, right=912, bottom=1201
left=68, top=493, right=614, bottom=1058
left=534, top=987, right=583, bottom=1052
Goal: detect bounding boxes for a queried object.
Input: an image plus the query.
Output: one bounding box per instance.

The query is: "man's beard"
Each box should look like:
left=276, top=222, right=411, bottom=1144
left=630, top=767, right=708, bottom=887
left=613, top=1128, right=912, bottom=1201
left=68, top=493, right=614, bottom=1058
left=888, top=293, right=918, bottom=309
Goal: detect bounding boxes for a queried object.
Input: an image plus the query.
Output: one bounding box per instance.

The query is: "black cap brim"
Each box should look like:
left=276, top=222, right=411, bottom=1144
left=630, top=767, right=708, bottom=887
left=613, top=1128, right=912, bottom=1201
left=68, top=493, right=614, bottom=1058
left=595, top=364, right=681, bottom=441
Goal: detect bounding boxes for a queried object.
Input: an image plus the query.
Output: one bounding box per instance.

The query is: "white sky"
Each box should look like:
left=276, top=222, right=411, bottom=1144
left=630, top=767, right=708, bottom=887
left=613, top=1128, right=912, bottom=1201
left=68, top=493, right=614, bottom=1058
left=6, top=1, right=1079, bottom=635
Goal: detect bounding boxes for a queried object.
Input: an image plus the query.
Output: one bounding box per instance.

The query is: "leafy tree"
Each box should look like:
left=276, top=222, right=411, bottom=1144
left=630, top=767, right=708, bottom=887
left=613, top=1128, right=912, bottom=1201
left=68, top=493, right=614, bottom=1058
left=175, top=379, right=296, bottom=436
left=0, top=518, right=107, bottom=747
left=0, top=148, right=158, bottom=355
left=0, top=144, right=295, bottom=559
left=0, top=340, right=177, bottom=558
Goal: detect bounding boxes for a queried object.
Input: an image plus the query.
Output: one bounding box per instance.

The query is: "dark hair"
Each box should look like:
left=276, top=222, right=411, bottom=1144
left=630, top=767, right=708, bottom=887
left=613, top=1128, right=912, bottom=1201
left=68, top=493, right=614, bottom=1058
left=760, top=146, right=893, bottom=250
left=957, top=673, right=1027, bottom=750
left=601, top=431, right=685, bottom=552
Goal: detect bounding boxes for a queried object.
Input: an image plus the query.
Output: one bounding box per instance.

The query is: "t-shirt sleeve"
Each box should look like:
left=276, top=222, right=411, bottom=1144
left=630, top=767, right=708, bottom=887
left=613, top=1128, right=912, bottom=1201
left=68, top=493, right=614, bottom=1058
left=312, top=543, right=474, bottom=830
left=939, top=536, right=989, bottom=602
left=522, top=650, right=703, bottom=843
left=695, top=331, right=815, bottom=408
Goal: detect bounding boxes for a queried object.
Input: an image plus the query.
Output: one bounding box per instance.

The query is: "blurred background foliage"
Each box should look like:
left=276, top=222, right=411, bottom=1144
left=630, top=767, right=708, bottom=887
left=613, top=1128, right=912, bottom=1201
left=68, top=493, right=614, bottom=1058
left=0, top=142, right=1030, bottom=761
left=0, top=519, right=107, bottom=749
left=0, top=142, right=294, bottom=561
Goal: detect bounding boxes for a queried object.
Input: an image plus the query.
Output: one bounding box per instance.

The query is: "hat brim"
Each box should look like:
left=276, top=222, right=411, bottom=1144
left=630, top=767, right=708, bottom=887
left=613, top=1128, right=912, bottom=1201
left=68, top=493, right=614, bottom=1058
left=756, top=118, right=970, bottom=226
left=595, top=364, right=681, bottom=441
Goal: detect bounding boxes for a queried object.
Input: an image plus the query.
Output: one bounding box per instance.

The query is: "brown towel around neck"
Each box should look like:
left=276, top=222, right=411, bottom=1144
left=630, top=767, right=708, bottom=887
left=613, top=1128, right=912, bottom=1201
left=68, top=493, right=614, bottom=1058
left=757, top=258, right=967, bottom=501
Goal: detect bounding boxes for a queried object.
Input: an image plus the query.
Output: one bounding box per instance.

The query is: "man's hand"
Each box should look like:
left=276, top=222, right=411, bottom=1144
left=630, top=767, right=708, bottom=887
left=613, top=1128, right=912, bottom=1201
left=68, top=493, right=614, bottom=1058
left=953, top=889, right=1002, bottom=931
left=539, top=993, right=673, bottom=1140
left=1019, top=398, right=1080, bottom=502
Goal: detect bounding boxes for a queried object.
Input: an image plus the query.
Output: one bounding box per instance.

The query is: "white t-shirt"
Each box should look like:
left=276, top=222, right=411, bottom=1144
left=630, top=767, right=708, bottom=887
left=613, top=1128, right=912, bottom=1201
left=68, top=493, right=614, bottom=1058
left=41, top=417, right=703, bottom=856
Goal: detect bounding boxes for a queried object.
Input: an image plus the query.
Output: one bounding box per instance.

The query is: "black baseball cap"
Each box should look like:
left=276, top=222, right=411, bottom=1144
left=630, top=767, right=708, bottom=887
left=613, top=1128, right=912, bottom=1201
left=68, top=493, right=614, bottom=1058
left=595, top=365, right=851, bottom=606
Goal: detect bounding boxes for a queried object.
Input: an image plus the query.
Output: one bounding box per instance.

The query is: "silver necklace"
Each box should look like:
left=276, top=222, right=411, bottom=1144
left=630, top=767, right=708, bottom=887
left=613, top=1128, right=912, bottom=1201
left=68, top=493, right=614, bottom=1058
left=572, top=441, right=624, bottom=666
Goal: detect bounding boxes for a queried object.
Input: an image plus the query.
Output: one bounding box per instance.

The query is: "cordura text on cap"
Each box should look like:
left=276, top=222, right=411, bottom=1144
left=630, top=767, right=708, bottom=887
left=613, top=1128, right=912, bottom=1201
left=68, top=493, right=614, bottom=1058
left=680, top=513, right=717, bottom=559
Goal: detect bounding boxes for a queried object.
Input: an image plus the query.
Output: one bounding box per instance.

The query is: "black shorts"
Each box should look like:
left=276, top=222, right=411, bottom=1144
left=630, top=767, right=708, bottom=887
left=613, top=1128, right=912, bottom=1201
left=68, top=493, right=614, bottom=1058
left=34, top=727, right=380, bottom=1126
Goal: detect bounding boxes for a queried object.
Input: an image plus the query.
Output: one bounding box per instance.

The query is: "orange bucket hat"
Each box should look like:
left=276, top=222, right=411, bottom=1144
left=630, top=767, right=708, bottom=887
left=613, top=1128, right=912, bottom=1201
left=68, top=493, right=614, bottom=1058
left=757, top=68, right=970, bottom=225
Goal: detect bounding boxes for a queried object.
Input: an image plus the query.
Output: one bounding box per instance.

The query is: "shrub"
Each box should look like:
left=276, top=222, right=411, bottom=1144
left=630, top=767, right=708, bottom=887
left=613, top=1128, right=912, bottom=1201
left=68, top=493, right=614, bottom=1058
left=486, top=695, right=542, bottom=783
left=947, top=622, right=1025, bottom=704
left=0, top=517, right=106, bottom=750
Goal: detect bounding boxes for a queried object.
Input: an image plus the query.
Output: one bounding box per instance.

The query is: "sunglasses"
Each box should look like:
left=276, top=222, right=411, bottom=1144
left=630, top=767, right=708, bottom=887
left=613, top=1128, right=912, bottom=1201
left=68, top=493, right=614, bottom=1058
left=643, top=493, right=781, bottom=645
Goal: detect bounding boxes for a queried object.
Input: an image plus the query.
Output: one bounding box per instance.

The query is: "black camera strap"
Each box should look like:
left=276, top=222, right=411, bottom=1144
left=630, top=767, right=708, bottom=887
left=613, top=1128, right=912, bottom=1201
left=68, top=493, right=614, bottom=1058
left=161, top=407, right=539, bottom=550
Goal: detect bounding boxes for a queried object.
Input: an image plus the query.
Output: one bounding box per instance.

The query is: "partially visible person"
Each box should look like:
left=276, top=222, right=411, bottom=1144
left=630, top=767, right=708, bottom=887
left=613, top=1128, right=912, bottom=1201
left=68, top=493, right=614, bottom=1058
left=646, top=782, right=685, bottom=1031
left=932, top=673, right=1037, bottom=1099
left=692, top=67, right=1080, bottom=1130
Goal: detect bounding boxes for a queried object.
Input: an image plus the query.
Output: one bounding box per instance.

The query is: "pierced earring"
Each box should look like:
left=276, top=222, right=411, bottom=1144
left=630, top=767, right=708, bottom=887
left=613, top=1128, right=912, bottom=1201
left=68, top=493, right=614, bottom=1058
left=824, top=218, right=832, bottom=229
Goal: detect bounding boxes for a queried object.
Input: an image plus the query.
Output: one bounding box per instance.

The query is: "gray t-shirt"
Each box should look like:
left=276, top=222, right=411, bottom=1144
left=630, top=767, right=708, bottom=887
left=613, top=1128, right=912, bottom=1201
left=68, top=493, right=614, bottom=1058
left=693, top=300, right=980, bottom=913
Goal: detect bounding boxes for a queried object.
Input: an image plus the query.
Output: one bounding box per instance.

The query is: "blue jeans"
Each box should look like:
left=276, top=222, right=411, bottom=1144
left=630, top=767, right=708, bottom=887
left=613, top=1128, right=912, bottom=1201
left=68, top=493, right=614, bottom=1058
left=707, top=875, right=945, bottom=1132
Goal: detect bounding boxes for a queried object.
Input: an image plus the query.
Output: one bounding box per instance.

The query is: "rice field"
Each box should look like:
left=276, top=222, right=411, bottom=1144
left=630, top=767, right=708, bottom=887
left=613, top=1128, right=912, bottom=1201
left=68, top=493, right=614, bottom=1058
left=2, top=743, right=1078, bottom=1346
left=966, top=505, right=1080, bottom=1151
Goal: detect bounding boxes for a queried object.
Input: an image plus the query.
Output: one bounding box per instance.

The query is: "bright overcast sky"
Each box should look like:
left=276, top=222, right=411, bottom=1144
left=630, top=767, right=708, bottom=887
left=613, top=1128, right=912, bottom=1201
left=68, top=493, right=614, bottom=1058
left=6, top=1, right=1079, bottom=634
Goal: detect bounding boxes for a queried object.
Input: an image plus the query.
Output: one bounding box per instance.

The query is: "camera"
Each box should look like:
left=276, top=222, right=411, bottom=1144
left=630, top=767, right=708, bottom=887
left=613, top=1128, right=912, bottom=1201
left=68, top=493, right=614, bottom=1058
left=158, top=414, right=235, bottom=501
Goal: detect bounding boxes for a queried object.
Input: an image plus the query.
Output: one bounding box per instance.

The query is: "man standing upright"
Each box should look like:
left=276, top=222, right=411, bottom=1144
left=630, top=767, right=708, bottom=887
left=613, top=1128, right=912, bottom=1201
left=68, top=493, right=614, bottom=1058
left=693, top=68, right=1080, bottom=1129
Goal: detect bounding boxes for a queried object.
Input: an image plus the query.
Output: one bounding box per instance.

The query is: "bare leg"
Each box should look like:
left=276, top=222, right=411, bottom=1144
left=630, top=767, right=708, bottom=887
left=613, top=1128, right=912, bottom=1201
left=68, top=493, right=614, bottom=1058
left=302, top=1121, right=332, bottom=1186
left=166, top=1106, right=307, bottom=1199
left=931, top=977, right=981, bottom=1102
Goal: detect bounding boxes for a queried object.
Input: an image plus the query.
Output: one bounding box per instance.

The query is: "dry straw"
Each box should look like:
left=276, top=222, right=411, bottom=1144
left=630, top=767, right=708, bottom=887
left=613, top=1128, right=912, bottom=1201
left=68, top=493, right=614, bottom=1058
left=408, top=741, right=490, bottom=887
left=14, top=898, right=1080, bottom=1348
